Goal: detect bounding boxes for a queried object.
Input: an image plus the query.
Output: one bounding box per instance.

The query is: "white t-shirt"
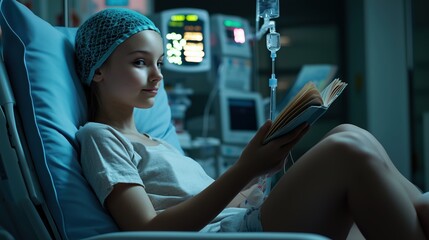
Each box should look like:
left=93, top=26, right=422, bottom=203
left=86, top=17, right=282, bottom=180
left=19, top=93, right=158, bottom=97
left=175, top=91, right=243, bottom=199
left=76, top=122, right=247, bottom=232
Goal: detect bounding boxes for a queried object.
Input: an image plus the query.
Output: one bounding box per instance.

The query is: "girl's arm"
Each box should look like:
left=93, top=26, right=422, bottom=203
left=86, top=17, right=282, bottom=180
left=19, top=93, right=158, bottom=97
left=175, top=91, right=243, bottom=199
left=105, top=121, right=309, bottom=231
left=106, top=163, right=253, bottom=231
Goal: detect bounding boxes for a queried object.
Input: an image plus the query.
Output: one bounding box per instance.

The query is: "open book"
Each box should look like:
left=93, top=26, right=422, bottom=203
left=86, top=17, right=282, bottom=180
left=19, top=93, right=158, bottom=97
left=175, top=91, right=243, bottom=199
left=264, top=78, right=347, bottom=144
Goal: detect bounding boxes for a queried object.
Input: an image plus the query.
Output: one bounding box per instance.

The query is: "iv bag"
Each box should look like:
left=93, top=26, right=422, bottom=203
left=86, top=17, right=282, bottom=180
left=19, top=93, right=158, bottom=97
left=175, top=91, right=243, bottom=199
left=257, top=0, right=279, bottom=19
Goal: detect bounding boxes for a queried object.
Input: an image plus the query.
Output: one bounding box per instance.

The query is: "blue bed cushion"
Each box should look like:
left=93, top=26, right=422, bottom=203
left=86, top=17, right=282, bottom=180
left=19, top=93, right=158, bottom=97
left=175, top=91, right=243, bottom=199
left=0, top=0, right=181, bottom=239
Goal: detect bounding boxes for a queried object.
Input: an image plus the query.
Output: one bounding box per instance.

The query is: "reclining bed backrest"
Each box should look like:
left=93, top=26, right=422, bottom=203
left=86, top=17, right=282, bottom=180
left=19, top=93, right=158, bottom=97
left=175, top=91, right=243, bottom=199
left=0, top=0, right=181, bottom=239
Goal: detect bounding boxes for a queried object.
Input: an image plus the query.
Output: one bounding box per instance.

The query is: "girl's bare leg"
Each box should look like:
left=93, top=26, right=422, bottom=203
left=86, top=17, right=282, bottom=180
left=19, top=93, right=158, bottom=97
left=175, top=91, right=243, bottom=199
left=326, top=124, right=422, bottom=200
left=260, top=125, right=427, bottom=239
left=330, top=124, right=429, bottom=238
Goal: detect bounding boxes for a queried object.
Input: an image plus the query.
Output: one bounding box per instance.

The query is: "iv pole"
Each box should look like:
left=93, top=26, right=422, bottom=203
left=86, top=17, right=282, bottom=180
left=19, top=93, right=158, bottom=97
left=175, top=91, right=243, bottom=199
left=255, top=0, right=281, bottom=197
left=63, top=0, right=69, bottom=27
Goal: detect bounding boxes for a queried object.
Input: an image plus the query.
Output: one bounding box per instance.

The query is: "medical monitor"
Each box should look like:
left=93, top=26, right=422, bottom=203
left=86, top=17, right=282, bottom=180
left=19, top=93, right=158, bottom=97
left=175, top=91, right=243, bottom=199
left=155, top=8, right=211, bottom=73
left=216, top=90, right=265, bottom=145
left=151, top=8, right=211, bottom=92
left=209, top=14, right=252, bottom=91
left=210, top=14, right=251, bottom=58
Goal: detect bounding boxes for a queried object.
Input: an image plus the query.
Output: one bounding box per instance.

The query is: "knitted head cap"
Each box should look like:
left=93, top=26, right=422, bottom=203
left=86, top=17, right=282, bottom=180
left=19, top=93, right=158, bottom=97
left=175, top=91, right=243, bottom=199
left=75, top=8, right=161, bottom=85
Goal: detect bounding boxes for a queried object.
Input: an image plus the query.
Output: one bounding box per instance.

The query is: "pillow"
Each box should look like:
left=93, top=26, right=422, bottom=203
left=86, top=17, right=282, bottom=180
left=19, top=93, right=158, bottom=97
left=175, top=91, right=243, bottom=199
left=0, top=0, right=181, bottom=239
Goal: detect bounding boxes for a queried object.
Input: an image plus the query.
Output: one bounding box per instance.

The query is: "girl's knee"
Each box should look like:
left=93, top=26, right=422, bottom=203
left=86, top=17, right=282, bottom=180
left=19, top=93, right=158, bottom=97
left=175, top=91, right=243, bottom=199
left=325, top=124, right=366, bottom=138
left=323, top=130, right=387, bottom=170
left=325, top=130, right=370, bottom=154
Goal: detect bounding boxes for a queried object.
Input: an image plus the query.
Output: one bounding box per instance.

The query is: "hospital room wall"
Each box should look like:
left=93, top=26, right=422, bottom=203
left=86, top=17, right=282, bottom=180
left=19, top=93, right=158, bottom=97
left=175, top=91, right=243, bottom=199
left=17, top=0, right=154, bottom=26
left=346, top=0, right=412, bottom=179
left=345, top=0, right=429, bottom=189
left=411, top=0, right=429, bottom=191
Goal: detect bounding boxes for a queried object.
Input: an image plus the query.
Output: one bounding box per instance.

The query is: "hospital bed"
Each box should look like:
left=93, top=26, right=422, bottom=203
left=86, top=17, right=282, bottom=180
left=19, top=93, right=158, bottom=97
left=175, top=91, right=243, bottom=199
left=0, top=0, right=328, bottom=239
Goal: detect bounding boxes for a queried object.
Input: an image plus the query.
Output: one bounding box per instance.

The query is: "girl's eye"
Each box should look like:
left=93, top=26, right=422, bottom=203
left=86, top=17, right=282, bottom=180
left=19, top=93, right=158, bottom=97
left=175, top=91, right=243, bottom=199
left=134, top=59, right=146, bottom=66
left=157, top=61, right=163, bottom=68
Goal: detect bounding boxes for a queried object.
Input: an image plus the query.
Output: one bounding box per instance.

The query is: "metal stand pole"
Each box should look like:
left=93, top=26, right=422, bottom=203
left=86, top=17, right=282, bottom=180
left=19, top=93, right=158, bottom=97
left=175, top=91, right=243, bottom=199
left=63, top=0, right=69, bottom=27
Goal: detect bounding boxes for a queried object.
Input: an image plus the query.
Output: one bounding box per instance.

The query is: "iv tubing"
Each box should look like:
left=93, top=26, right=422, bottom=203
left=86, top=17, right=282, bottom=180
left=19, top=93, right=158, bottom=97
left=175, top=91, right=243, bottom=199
left=255, top=19, right=275, bottom=41
left=262, top=51, right=278, bottom=197
left=269, top=55, right=277, bottom=121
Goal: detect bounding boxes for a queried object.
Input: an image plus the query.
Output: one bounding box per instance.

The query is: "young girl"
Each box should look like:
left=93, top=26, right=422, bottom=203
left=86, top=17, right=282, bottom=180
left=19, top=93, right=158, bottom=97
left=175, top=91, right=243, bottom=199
left=75, top=8, right=429, bottom=239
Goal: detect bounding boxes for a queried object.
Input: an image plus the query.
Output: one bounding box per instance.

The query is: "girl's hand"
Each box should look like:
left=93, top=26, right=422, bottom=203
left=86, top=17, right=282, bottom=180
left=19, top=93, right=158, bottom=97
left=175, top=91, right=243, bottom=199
left=236, top=120, right=309, bottom=177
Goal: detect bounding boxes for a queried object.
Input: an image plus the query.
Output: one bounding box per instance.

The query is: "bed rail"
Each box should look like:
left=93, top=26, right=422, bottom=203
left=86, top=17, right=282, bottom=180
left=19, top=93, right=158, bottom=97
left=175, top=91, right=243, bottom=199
left=0, top=57, right=59, bottom=239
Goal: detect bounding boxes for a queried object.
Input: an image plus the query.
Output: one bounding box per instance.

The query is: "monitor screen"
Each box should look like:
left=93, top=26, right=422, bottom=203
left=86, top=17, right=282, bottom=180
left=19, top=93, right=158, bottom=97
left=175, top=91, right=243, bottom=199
left=217, top=90, right=264, bottom=145
left=165, top=12, right=206, bottom=67
left=224, top=20, right=246, bottom=45
left=228, top=98, right=258, bottom=131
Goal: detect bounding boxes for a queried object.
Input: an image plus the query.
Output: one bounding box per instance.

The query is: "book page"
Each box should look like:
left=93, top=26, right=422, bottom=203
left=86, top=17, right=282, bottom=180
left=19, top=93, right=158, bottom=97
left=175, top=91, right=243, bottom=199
left=266, top=82, right=323, bottom=139
left=321, top=78, right=348, bottom=107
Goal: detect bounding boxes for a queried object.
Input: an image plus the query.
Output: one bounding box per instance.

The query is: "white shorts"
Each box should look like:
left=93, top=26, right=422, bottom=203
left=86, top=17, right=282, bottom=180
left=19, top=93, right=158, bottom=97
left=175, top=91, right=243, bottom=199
left=201, top=207, right=263, bottom=232
left=238, top=207, right=263, bottom=232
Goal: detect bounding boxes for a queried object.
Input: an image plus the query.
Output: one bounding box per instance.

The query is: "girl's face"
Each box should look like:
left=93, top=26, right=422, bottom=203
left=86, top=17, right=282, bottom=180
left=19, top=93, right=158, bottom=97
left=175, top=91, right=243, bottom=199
left=94, top=30, right=164, bottom=110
